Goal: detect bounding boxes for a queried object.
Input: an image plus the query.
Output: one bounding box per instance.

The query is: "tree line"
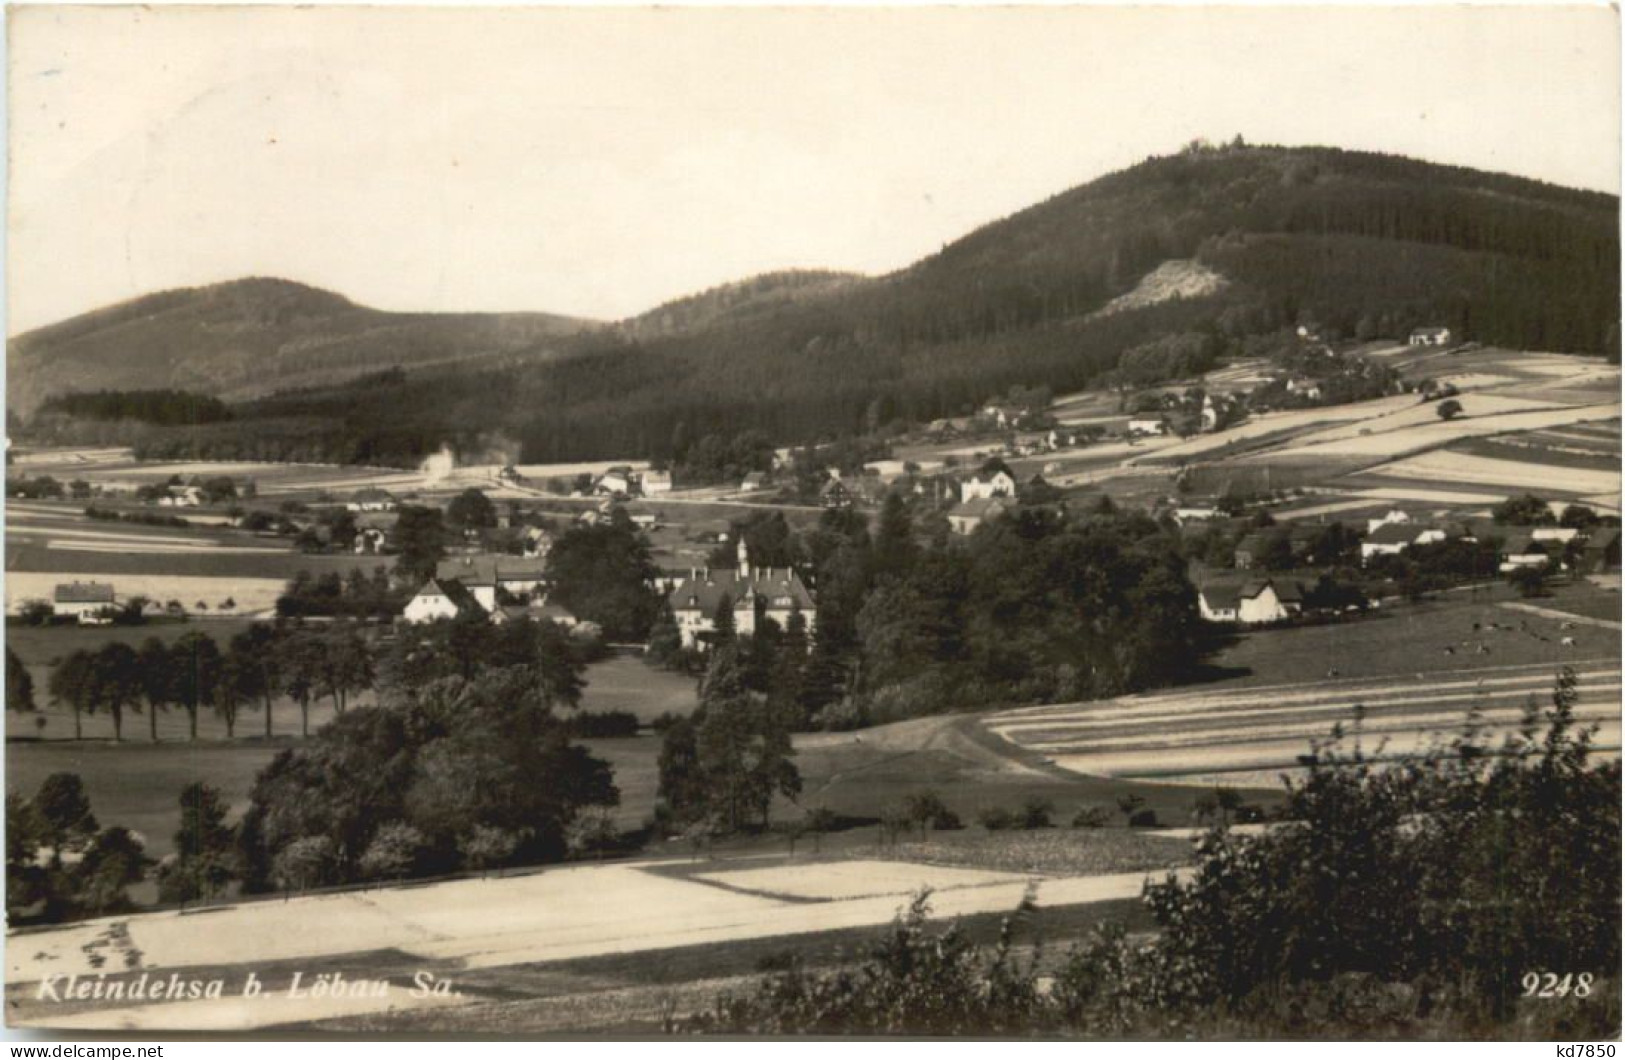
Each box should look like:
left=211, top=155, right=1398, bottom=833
left=34, top=623, right=376, bottom=741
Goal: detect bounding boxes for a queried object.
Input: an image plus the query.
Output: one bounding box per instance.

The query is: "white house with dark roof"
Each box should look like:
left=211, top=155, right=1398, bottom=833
left=53, top=582, right=116, bottom=623
left=1360, top=523, right=1447, bottom=565
left=346, top=488, right=398, bottom=513
left=402, top=578, right=487, bottom=624
left=1197, top=578, right=1304, bottom=625
left=665, top=541, right=816, bottom=650
left=959, top=469, right=1017, bottom=504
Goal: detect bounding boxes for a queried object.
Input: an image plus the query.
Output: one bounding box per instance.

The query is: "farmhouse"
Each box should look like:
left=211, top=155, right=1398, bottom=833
left=1173, top=503, right=1221, bottom=524
left=402, top=579, right=486, bottom=624
left=1197, top=578, right=1304, bottom=625
left=740, top=472, right=768, bottom=492
left=435, top=555, right=549, bottom=609
left=1408, top=326, right=1453, bottom=347
left=346, top=488, right=398, bottom=513
left=665, top=541, right=816, bottom=650
left=1360, top=523, right=1447, bottom=565
left=1498, top=532, right=1551, bottom=573
left=594, top=467, right=635, bottom=496
left=948, top=497, right=1014, bottom=536
left=53, top=582, right=116, bottom=623
left=642, top=469, right=673, bottom=495
left=1366, top=508, right=1412, bottom=534
left=1127, top=417, right=1167, bottom=437
left=158, top=487, right=203, bottom=508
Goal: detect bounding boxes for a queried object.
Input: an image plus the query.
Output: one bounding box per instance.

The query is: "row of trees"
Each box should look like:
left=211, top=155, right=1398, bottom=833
left=37, top=623, right=375, bottom=740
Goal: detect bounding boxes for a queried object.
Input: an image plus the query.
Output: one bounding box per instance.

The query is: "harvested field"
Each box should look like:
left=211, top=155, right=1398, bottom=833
left=1365, top=449, right=1620, bottom=496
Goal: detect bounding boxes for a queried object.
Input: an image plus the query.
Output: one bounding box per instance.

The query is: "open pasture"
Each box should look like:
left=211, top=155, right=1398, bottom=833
left=984, top=584, right=1621, bottom=786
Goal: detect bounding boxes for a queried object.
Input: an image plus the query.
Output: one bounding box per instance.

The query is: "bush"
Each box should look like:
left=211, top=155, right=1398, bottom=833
left=1127, top=808, right=1159, bottom=828
left=978, top=807, right=1017, bottom=831
left=1018, top=797, right=1054, bottom=830
left=1071, top=806, right=1110, bottom=829
left=904, top=791, right=963, bottom=833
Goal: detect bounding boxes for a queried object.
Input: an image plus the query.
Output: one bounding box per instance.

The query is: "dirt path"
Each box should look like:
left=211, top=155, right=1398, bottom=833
left=1499, top=601, right=1622, bottom=631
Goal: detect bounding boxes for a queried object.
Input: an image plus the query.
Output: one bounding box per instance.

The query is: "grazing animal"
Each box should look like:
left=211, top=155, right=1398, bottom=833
left=1561, top=636, right=1577, bottom=647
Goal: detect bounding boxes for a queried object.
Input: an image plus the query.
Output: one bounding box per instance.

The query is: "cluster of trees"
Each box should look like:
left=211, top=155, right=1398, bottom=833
left=656, top=635, right=804, bottom=835
left=7, top=774, right=148, bottom=924
left=6, top=475, right=67, bottom=500
left=238, top=623, right=615, bottom=891
left=544, top=511, right=663, bottom=641
left=41, top=623, right=376, bottom=740
left=276, top=567, right=405, bottom=620
left=680, top=670, right=1619, bottom=1038
left=670, top=429, right=775, bottom=487
left=655, top=493, right=1204, bottom=742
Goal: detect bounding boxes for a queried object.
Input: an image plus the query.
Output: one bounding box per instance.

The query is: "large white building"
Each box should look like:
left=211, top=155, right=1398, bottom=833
left=665, top=541, right=816, bottom=650
left=53, top=582, right=116, bottom=623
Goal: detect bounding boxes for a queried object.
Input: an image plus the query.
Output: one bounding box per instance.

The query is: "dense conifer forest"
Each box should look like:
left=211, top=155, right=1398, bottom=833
left=16, top=143, right=1619, bottom=467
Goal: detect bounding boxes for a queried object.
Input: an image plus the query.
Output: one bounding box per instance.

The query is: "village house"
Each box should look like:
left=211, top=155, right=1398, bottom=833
left=158, top=486, right=203, bottom=508
left=1366, top=508, right=1412, bottom=534
left=665, top=541, right=817, bottom=650
left=1531, top=527, right=1581, bottom=544
left=1408, top=326, right=1454, bottom=347
left=740, top=471, right=768, bottom=492
left=1127, top=416, right=1167, bottom=437
left=593, top=467, right=635, bottom=497
left=820, top=477, right=855, bottom=509
left=53, top=582, right=117, bottom=624
left=641, top=469, right=673, bottom=495
left=959, top=467, right=1017, bottom=503
left=948, top=497, right=1014, bottom=536
left=346, top=488, right=398, bottom=513
left=435, top=554, right=550, bottom=609
left=402, top=578, right=486, bottom=624
left=1498, top=532, right=1552, bottom=573
left=1197, top=578, right=1304, bottom=625
left=1173, top=503, right=1221, bottom=524
left=1360, top=522, right=1448, bottom=565
left=1284, top=377, right=1323, bottom=402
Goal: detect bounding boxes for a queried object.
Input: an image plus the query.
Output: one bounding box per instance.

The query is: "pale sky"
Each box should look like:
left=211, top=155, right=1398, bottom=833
left=6, top=4, right=1619, bottom=335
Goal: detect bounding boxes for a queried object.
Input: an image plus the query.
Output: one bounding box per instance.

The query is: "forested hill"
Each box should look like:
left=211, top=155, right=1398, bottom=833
left=15, top=143, right=1620, bottom=467
left=6, top=277, right=594, bottom=414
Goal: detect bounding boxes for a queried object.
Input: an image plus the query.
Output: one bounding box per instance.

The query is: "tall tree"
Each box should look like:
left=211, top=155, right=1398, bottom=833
left=229, top=624, right=284, bottom=738
left=6, top=646, right=35, bottom=714
left=136, top=637, right=176, bottom=743
left=393, top=505, right=448, bottom=583
left=90, top=643, right=143, bottom=743
left=170, top=631, right=223, bottom=740
left=47, top=650, right=94, bottom=741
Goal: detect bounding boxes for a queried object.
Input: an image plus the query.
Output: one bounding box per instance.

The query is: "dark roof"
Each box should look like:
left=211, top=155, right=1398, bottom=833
left=949, top=497, right=1014, bottom=521
left=1234, top=532, right=1270, bottom=555
left=1200, top=577, right=1302, bottom=610
left=1584, top=527, right=1620, bottom=552
left=668, top=566, right=815, bottom=615
left=54, top=581, right=115, bottom=604
left=1366, top=523, right=1422, bottom=546
left=351, top=487, right=395, bottom=502
left=436, top=554, right=548, bottom=586
left=1500, top=531, right=1547, bottom=555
